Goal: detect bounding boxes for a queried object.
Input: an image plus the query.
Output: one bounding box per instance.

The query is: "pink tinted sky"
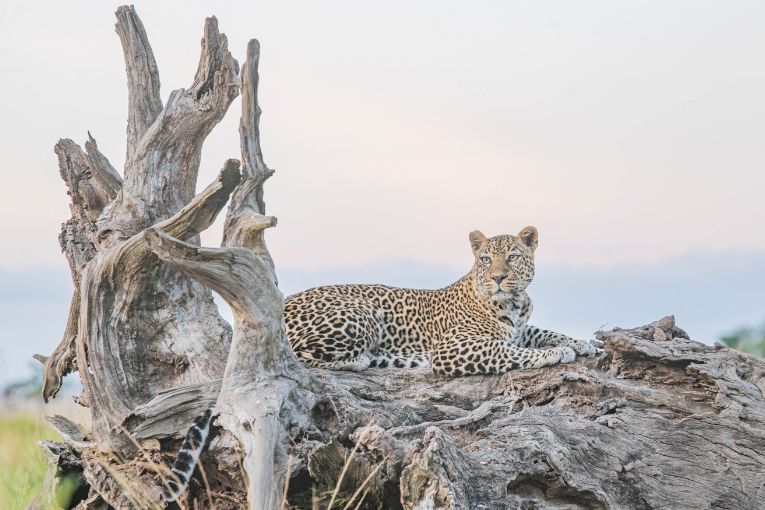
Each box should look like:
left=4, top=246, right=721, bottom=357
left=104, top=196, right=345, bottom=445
left=0, top=0, right=763, bottom=271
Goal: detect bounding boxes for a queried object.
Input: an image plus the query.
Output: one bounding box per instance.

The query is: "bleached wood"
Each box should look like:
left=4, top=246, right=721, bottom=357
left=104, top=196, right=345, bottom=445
left=77, top=161, right=239, bottom=452
left=115, top=5, right=162, bottom=161
left=142, top=38, right=314, bottom=509
left=99, top=15, right=240, bottom=241
left=41, top=6, right=241, bottom=459
left=225, top=40, right=274, bottom=222
left=144, top=220, right=307, bottom=510
left=129, top=379, right=222, bottom=440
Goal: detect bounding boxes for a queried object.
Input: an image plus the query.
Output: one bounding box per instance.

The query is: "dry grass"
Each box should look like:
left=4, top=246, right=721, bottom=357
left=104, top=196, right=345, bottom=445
left=0, top=410, right=71, bottom=509
left=0, top=403, right=382, bottom=510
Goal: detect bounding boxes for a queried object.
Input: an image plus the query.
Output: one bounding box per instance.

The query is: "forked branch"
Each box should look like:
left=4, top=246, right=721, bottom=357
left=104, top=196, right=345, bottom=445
left=112, top=159, right=243, bottom=275
left=144, top=40, right=314, bottom=509
left=48, top=136, right=122, bottom=402
left=102, top=14, right=240, bottom=238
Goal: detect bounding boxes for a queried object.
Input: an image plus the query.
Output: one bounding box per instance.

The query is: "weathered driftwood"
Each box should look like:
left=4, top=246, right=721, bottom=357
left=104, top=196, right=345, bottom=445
left=35, top=6, right=765, bottom=510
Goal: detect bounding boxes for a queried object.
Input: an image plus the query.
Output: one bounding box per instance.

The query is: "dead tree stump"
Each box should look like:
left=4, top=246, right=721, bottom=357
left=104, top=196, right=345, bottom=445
left=34, top=6, right=765, bottom=510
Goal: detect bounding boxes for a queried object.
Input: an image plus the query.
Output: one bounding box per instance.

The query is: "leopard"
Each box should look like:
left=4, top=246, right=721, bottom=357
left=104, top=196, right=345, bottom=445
left=285, top=226, right=601, bottom=376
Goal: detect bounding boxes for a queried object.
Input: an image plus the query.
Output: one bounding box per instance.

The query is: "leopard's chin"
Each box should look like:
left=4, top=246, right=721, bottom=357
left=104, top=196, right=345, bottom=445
left=490, top=291, right=512, bottom=302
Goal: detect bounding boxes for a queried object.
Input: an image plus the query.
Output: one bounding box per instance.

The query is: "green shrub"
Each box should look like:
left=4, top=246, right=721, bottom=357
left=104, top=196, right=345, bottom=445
left=720, top=323, right=765, bottom=358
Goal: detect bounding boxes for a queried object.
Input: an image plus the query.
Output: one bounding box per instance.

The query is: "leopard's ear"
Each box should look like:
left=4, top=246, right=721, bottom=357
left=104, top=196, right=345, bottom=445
left=469, top=230, right=488, bottom=255
left=517, top=226, right=538, bottom=251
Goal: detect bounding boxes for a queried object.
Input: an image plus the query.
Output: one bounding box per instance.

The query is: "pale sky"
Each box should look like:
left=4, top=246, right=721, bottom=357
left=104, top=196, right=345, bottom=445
left=1, top=1, right=764, bottom=384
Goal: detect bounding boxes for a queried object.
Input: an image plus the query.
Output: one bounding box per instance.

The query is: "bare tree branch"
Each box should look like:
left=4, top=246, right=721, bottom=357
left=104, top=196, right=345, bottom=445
left=47, top=136, right=124, bottom=403
left=145, top=227, right=277, bottom=321
left=155, top=159, right=242, bottom=241
left=115, top=5, right=162, bottom=160
left=142, top=44, right=304, bottom=501
left=225, top=38, right=274, bottom=227
left=56, top=135, right=123, bottom=286
left=56, top=138, right=119, bottom=233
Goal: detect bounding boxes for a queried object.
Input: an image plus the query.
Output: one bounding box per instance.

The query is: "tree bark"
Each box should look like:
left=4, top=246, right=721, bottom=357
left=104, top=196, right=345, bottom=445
left=35, top=6, right=765, bottom=510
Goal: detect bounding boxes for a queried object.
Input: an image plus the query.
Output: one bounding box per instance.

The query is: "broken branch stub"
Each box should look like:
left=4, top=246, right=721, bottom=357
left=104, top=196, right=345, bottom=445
left=42, top=134, right=123, bottom=403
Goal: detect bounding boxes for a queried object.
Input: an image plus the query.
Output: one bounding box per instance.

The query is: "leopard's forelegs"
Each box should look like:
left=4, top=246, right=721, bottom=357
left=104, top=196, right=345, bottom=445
left=431, top=334, right=575, bottom=376
left=516, top=325, right=602, bottom=356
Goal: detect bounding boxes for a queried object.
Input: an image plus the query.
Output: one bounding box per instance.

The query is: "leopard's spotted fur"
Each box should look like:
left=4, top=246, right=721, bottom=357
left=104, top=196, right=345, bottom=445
left=285, top=227, right=599, bottom=376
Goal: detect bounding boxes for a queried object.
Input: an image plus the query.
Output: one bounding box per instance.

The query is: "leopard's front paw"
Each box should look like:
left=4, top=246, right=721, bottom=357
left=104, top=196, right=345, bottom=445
left=566, top=338, right=603, bottom=356
left=554, top=346, right=576, bottom=364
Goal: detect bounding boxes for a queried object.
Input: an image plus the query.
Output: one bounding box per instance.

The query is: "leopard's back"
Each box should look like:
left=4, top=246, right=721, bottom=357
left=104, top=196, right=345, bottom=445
left=284, top=281, right=477, bottom=370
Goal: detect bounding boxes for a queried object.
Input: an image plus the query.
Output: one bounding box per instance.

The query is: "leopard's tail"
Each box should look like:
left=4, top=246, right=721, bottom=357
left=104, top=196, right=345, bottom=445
left=161, top=407, right=213, bottom=502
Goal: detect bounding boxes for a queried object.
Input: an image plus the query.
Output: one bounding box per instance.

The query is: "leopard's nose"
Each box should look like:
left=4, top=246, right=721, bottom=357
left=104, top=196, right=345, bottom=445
left=491, top=275, right=506, bottom=285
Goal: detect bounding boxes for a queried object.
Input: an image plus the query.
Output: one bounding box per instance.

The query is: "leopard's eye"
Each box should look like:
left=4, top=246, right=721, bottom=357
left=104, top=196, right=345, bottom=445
left=479, top=255, right=491, bottom=264
left=508, top=254, right=520, bottom=262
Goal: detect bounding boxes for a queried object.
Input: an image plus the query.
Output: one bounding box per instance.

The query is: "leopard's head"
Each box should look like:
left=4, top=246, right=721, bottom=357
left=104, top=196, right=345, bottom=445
left=468, top=227, right=538, bottom=301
